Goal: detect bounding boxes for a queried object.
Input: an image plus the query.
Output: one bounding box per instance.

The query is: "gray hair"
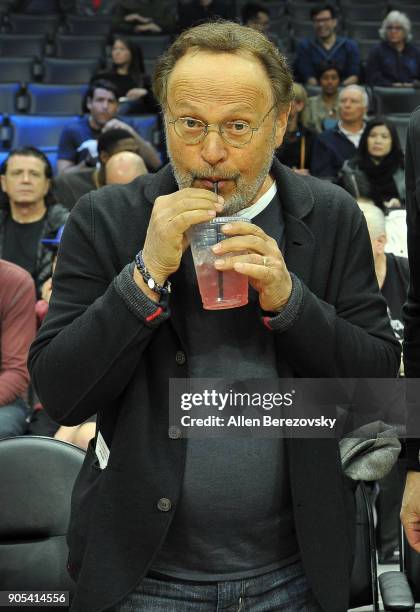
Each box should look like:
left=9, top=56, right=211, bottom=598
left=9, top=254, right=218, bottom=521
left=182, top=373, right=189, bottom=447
left=358, top=201, right=386, bottom=239
left=379, top=10, right=412, bottom=42
left=338, top=85, right=369, bottom=108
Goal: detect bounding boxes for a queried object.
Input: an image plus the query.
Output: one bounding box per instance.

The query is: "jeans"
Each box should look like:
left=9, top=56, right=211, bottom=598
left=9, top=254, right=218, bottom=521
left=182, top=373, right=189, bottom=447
left=0, top=398, right=28, bottom=439
left=113, top=561, right=322, bottom=611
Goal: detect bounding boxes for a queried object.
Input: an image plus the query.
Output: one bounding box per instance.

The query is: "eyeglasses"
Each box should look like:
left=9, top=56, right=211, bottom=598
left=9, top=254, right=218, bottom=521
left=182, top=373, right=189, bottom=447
left=386, top=25, right=403, bottom=31
left=167, top=104, right=277, bottom=147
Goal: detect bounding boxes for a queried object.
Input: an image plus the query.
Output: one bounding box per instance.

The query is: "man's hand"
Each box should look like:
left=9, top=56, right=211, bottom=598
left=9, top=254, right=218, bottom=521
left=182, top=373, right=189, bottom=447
left=126, top=88, right=148, bottom=99
left=401, top=471, right=420, bottom=552
left=124, top=13, right=151, bottom=23
left=141, top=188, right=224, bottom=286
left=134, top=22, right=162, bottom=33
left=212, top=221, right=292, bottom=312
left=41, top=277, right=53, bottom=303
left=103, top=118, right=137, bottom=136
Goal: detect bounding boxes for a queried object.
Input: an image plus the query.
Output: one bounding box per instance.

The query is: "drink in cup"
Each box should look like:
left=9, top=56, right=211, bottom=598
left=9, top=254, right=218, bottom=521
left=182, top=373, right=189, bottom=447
left=188, top=215, right=250, bottom=310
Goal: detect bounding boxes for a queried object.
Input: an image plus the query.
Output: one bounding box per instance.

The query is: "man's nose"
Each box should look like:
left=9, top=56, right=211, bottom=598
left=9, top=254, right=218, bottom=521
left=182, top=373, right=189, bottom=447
left=200, top=130, right=228, bottom=166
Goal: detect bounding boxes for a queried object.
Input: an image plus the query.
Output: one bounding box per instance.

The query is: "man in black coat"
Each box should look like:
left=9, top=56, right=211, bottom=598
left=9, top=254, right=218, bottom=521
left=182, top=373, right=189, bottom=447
left=29, top=21, right=400, bottom=612
left=401, top=107, right=420, bottom=553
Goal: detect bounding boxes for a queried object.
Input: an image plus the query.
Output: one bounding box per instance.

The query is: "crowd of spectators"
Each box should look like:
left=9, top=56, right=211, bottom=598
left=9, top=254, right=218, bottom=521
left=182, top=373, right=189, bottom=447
left=0, top=0, right=417, bottom=566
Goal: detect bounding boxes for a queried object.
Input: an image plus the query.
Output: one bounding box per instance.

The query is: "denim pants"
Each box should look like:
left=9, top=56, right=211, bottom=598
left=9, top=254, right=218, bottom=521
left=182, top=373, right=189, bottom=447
left=113, top=561, right=322, bottom=611
left=0, top=398, right=28, bottom=439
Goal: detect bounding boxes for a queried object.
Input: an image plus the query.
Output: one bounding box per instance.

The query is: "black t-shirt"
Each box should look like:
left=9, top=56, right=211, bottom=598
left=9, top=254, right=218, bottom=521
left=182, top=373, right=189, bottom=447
left=2, top=214, right=46, bottom=278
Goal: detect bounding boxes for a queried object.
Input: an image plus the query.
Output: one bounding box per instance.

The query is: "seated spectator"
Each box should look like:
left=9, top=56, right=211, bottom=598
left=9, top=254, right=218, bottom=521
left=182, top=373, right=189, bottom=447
left=366, top=11, right=420, bottom=87
left=294, top=3, right=360, bottom=86
left=92, top=36, right=157, bottom=115
left=358, top=200, right=408, bottom=563
left=34, top=225, right=96, bottom=450
left=241, top=2, right=284, bottom=51
left=57, top=79, right=161, bottom=174
left=275, top=83, right=315, bottom=175
left=105, top=150, right=147, bottom=184
left=73, top=0, right=115, bottom=15
left=0, top=259, right=36, bottom=438
left=307, top=62, right=340, bottom=133
left=311, top=85, right=368, bottom=180
left=112, top=0, right=177, bottom=34
left=339, top=118, right=405, bottom=211
left=178, top=0, right=233, bottom=32
left=0, top=147, right=69, bottom=297
left=53, top=127, right=147, bottom=209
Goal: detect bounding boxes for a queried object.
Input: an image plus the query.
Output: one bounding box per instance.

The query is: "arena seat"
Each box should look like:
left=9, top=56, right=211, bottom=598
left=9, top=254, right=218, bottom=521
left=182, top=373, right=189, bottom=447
left=290, top=19, right=316, bottom=38
left=0, top=57, right=34, bottom=83
left=358, top=39, right=379, bottom=62
left=6, top=114, right=76, bottom=149
left=42, top=58, right=100, bottom=84
left=65, top=14, right=114, bottom=35
left=390, top=4, right=420, bottom=21
left=386, top=114, right=410, bottom=150
left=0, top=436, right=85, bottom=596
left=345, top=21, right=381, bottom=39
left=341, top=4, right=388, bottom=22
left=128, top=114, right=160, bottom=144
left=0, top=83, right=22, bottom=114
left=6, top=13, right=61, bottom=35
left=54, top=34, right=106, bottom=60
left=0, top=34, right=46, bottom=58
left=27, top=83, right=87, bottom=115
left=373, top=87, right=420, bottom=115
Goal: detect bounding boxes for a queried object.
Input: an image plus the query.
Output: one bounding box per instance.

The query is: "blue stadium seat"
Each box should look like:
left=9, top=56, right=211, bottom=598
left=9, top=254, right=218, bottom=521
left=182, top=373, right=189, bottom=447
left=27, top=83, right=88, bottom=115
left=0, top=57, right=34, bottom=83
left=0, top=83, right=21, bottom=114
left=8, top=114, right=76, bottom=149
left=129, top=114, right=159, bottom=144
left=0, top=34, right=46, bottom=58
left=6, top=13, right=61, bottom=35
left=54, top=34, right=106, bottom=60
left=42, top=58, right=100, bottom=84
left=65, top=14, right=113, bottom=35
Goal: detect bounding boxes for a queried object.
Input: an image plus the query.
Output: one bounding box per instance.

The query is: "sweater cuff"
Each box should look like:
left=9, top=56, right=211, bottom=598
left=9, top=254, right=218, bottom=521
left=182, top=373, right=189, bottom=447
left=114, top=262, right=170, bottom=327
left=261, top=273, right=304, bottom=332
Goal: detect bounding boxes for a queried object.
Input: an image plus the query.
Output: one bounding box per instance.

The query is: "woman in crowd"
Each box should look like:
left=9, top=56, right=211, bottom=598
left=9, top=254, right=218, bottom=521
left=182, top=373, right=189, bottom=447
left=366, top=11, right=420, bottom=86
left=307, top=62, right=341, bottom=134
left=275, top=83, right=315, bottom=175
left=339, top=117, right=405, bottom=211
left=92, top=36, right=156, bottom=114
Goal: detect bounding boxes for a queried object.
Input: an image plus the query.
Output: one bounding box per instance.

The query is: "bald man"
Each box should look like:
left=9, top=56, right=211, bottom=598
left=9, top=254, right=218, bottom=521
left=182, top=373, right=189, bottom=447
left=105, top=151, right=148, bottom=185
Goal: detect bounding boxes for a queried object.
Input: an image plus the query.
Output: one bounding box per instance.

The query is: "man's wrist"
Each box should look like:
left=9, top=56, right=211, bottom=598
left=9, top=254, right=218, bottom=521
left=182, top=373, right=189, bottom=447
left=133, top=266, right=161, bottom=302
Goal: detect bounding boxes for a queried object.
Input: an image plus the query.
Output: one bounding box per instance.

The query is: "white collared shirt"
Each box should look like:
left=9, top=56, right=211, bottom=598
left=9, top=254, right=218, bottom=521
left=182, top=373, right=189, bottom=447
left=235, top=181, right=277, bottom=220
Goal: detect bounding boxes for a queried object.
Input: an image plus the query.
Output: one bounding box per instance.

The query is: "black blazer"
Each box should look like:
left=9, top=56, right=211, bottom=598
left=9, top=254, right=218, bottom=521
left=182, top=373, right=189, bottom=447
left=403, top=108, right=420, bottom=469
left=29, top=159, right=400, bottom=612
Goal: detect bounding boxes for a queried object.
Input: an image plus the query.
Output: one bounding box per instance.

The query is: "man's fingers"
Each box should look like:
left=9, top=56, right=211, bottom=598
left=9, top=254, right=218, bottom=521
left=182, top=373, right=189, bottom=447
left=171, top=209, right=218, bottom=234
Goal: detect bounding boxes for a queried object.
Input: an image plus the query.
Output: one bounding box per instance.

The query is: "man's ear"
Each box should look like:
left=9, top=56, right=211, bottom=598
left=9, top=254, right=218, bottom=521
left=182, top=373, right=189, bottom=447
left=274, top=105, right=290, bottom=149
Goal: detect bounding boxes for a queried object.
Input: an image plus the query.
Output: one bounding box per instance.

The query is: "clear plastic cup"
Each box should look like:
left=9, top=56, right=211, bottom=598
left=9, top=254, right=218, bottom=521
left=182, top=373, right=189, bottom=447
left=187, top=216, right=250, bottom=310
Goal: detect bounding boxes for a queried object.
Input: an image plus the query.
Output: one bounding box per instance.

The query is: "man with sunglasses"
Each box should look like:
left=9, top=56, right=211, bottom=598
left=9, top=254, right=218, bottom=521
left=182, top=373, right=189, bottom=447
left=30, top=20, right=399, bottom=612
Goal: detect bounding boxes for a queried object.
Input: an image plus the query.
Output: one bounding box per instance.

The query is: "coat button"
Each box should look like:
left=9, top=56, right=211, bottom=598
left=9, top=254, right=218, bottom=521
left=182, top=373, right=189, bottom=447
left=157, top=497, right=172, bottom=512
left=168, top=426, right=181, bottom=439
left=175, top=350, right=186, bottom=365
